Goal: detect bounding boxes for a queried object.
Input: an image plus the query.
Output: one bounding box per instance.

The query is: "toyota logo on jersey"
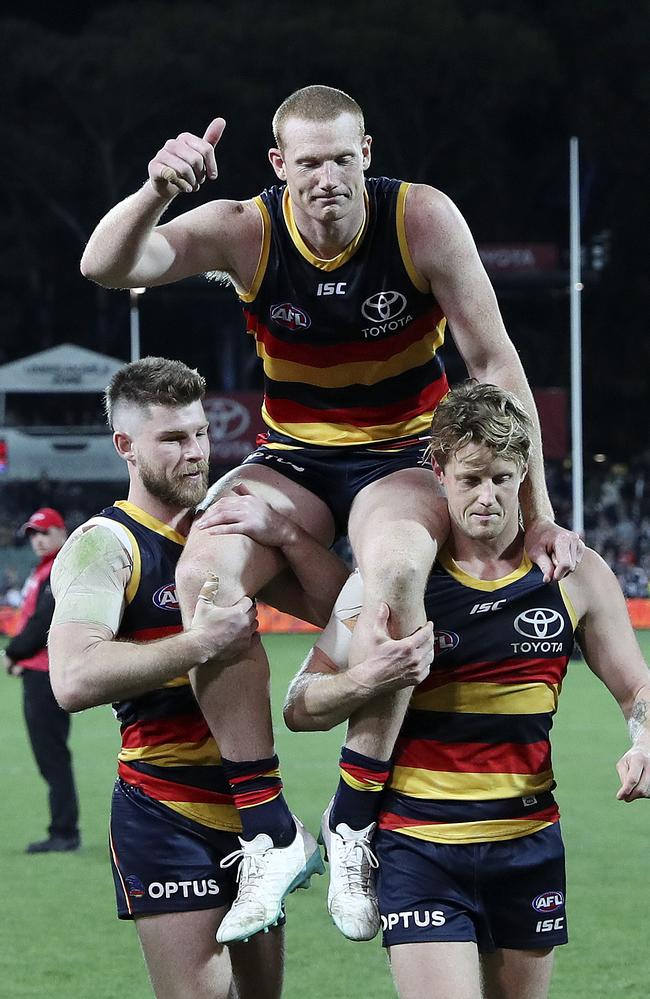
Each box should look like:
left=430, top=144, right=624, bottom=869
left=513, top=608, right=564, bottom=640
left=361, top=290, right=407, bottom=322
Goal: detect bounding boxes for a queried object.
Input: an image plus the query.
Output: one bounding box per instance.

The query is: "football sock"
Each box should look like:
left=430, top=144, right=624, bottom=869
left=329, top=746, right=391, bottom=831
left=222, top=755, right=296, bottom=847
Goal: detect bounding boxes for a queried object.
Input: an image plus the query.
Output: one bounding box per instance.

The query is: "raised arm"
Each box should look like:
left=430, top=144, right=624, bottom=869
left=562, top=548, right=650, bottom=802
left=48, top=526, right=257, bottom=712
left=283, top=573, right=433, bottom=731
left=405, top=184, right=583, bottom=579
left=80, top=117, right=261, bottom=291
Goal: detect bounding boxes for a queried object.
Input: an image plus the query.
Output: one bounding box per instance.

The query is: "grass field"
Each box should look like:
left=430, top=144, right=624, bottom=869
left=1, top=632, right=649, bottom=998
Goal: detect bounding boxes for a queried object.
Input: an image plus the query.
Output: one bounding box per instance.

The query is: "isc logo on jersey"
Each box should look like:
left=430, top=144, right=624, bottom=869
left=152, top=583, right=180, bottom=611
left=270, top=303, right=311, bottom=331
left=317, top=281, right=347, bottom=296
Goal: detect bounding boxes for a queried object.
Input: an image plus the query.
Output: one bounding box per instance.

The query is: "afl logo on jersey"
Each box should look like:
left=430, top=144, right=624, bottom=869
left=514, top=608, right=564, bottom=639
left=532, top=890, right=564, bottom=913
left=152, top=583, right=180, bottom=611
left=362, top=290, right=407, bottom=322
left=434, top=630, right=459, bottom=656
left=270, top=302, right=312, bottom=331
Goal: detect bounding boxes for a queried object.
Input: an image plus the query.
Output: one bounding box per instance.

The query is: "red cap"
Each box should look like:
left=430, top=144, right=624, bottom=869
left=22, top=507, right=65, bottom=533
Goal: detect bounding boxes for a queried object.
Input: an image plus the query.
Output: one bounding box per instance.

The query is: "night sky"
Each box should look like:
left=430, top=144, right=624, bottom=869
left=1, top=1, right=647, bottom=459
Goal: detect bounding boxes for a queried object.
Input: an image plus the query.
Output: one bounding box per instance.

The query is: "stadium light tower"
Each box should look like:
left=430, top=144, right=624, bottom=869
left=569, top=138, right=584, bottom=537
left=129, top=288, right=146, bottom=361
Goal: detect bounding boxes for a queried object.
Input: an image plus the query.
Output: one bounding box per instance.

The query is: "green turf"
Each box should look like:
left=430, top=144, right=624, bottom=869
left=1, top=632, right=649, bottom=997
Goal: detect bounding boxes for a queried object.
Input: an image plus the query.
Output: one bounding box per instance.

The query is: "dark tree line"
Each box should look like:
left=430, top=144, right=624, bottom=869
left=0, top=0, right=647, bottom=456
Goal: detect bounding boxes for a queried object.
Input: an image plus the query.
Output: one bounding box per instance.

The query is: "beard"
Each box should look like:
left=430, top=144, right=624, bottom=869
left=138, top=457, right=210, bottom=509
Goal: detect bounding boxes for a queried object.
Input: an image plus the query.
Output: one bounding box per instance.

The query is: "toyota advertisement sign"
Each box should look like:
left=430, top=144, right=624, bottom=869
left=203, top=392, right=266, bottom=466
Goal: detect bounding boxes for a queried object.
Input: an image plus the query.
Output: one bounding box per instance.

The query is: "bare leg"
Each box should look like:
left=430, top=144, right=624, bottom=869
left=136, top=908, right=285, bottom=999
left=176, top=464, right=334, bottom=762
left=389, top=942, right=482, bottom=999
left=481, top=947, right=555, bottom=999
left=229, top=925, right=284, bottom=999
left=346, top=468, right=448, bottom=758
left=180, top=530, right=282, bottom=762
left=322, top=469, right=447, bottom=942
left=177, top=464, right=334, bottom=944
left=136, top=908, right=233, bottom=999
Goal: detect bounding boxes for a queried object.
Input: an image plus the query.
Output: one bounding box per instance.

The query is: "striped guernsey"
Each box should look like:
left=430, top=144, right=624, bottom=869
left=101, top=501, right=240, bottom=834
left=239, top=177, right=449, bottom=448
left=379, top=551, right=577, bottom=843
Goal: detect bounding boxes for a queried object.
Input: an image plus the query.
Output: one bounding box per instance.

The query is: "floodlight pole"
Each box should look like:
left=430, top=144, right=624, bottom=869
left=129, top=288, right=146, bottom=362
left=569, top=137, right=584, bottom=537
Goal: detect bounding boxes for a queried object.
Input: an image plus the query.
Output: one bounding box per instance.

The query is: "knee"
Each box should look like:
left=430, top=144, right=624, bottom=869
left=377, top=554, right=428, bottom=602
left=357, top=526, right=435, bottom=588
left=176, top=530, right=286, bottom=619
left=176, top=533, right=247, bottom=608
left=362, top=516, right=436, bottom=555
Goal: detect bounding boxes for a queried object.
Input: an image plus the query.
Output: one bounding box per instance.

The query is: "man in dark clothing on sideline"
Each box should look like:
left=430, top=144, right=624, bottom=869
left=3, top=507, right=80, bottom=853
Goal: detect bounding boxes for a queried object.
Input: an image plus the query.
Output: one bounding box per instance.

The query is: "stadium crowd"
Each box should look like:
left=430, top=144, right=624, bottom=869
left=1, top=461, right=649, bottom=603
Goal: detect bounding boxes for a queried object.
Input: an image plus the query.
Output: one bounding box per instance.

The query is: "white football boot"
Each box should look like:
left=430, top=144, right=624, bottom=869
left=319, top=800, right=380, bottom=941
left=216, top=815, right=324, bottom=944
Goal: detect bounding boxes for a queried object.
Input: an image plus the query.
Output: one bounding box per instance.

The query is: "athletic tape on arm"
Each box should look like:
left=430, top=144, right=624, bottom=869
left=51, top=520, right=133, bottom=634
left=316, top=568, right=364, bottom=668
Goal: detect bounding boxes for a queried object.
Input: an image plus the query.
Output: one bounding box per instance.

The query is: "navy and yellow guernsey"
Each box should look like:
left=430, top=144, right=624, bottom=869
left=240, top=178, right=449, bottom=448
left=379, top=551, right=578, bottom=844
left=102, top=501, right=240, bottom=834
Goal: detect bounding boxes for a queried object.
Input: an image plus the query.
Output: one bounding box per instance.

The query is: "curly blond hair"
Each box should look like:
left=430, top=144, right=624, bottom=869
left=428, top=381, right=532, bottom=469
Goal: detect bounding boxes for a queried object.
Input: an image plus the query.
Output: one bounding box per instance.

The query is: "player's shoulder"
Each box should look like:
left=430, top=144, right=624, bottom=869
left=404, top=182, right=456, bottom=218
left=52, top=518, right=133, bottom=587
left=198, top=197, right=264, bottom=289
left=404, top=183, right=468, bottom=256
left=188, top=196, right=261, bottom=239
left=169, top=196, right=260, bottom=247
left=559, top=546, right=619, bottom=620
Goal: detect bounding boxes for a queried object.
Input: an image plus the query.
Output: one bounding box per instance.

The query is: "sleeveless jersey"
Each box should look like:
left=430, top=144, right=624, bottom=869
left=379, top=551, right=578, bottom=844
left=102, top=500, right=239, bottom=833
left=240, top=177, right=449, bottom=447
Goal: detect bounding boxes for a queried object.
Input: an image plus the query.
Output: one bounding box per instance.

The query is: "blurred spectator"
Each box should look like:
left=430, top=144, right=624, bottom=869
left=0, top=566, right=23, bottom=608
left=615, top=556, right=650, bottom=599
left=2, top=508, right=81, bottom=854
left=1, top=460, right=649, bottom=601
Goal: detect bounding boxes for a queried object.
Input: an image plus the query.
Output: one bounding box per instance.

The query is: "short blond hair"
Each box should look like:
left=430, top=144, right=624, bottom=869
left=429, top=382, right=532, bottom=470
left=272, top=85, right=365, bottom=148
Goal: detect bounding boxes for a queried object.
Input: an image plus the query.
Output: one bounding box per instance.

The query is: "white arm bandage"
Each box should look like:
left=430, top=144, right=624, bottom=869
left=316, top=569, right=364, bottom=669
left=51, top=521, right=133, bottom=634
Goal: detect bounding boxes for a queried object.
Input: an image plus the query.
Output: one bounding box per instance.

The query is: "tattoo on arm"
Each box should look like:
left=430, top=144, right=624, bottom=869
left=629, top=699, right=649, bottom=743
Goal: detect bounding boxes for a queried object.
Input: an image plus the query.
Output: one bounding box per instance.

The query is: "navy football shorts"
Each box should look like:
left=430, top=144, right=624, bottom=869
left=242, top=434, right=433, bottom=534
left=375, top=824, right=568, bottom=951
left=109, top=779, right=241, bottom=920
